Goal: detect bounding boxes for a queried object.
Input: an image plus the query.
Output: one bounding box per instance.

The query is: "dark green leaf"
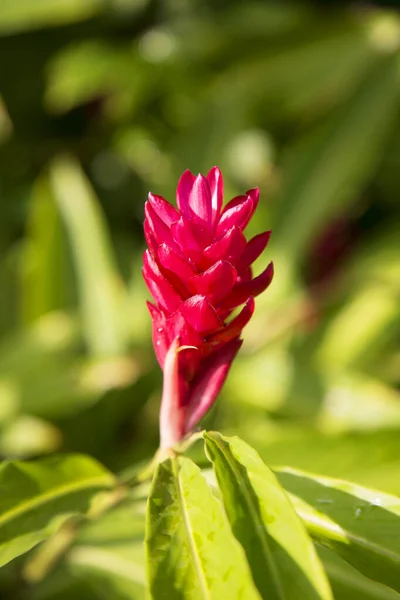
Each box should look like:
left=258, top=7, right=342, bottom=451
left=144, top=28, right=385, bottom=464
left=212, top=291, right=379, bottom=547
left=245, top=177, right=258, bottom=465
left=318, top=546, right=400, bottom=600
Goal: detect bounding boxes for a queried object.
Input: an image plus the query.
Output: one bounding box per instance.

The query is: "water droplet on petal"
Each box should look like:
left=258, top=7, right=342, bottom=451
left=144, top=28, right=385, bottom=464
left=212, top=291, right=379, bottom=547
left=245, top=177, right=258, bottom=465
left=157, top=327, right=164, bottom=333
left=156, top=340, right=161, bottom=346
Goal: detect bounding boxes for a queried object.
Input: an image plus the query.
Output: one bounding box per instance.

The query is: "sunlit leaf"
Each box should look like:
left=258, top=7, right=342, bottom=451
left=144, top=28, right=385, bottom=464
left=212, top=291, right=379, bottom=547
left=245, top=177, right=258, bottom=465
left=277, top=468, right=400, bottom=593
left=146, top=455, right=261, bottom=599
left=204, top=432, right=332, bottom=600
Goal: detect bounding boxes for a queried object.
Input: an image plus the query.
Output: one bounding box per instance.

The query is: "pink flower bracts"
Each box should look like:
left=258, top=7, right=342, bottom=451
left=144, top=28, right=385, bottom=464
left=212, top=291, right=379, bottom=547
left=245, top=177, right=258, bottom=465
left=143, top=167, right=273, bottom=448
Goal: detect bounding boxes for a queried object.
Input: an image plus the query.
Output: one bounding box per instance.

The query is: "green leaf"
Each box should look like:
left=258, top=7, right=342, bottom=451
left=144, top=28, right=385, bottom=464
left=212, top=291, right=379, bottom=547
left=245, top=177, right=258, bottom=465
left=318, top=546, right=400, bottom=600
left=0, top=0, right=105, bottom=34
left=49, top=156, right=128, bottom=358
left=146, top=455, right=261, bottom=600
left=276, top=468, right=400, bottom=593
left=0, top=454, right=115, bottom=567
left=204, top=432, right=332, bottom=600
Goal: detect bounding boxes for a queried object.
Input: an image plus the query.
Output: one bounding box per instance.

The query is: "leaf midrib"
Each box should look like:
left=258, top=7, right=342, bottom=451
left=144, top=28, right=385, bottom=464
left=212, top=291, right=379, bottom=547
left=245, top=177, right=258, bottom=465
left=0, top=475, right=113, bottom=529
left=209, top=435, right=286, bottom=600
left=172, top=457, right=210, bottom=600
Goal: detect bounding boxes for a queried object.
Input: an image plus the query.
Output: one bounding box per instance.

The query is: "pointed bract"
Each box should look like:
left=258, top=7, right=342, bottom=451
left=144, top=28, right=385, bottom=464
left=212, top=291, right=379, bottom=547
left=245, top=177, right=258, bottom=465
left=208, top=298, right=255, bottom=346
left=147, top=302, right=168, bottom=367
left=170, top=217, right=203, bottom=263
left=237, top=230, right=272, bottom=273
left=159, top=338, right=185, bottom=449
left=207, top=166, right=223, bottom=227
left=203, top=225, right=246, bottom=267
left=142, top=250, right=182, bottom=313
left=220, top=261, right=274, bottom=310
left=216, top=188, right=259, bottom=236
left=180, top=295, right=221, bottom=333
left=176, top=169, right=196, bottom=215
left=145, top=202, right=178, bottom=251
left=157, top=243, right=197, bottom=280
left=190, top=260, right=237, bottom=305
left=148, top=192, right=180, bottom=227
left=189, top=174, right=213, bottom=228
left=184, top=339, right=243, bottom=433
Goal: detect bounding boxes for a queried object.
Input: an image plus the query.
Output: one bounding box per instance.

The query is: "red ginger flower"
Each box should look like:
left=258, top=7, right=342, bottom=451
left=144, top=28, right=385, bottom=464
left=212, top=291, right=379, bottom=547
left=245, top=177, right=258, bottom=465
left=143, top=167, right=273, bottom=448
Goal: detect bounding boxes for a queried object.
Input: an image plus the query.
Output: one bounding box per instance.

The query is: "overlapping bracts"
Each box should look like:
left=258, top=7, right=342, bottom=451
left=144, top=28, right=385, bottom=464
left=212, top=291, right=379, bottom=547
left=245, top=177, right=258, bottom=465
left=143, top=167, right=273, bottom=448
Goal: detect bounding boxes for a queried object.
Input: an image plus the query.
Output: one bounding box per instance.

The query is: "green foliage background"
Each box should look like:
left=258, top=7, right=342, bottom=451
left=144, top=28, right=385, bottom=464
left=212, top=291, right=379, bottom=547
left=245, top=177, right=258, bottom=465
left=0, top=0, right=400, bottom=597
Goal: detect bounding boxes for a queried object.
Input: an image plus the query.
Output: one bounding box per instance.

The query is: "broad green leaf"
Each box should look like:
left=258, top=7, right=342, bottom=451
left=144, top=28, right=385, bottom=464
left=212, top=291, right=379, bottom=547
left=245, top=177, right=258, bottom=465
left=49, top=156, right=128, bottom=358
left=276, top=468, right=400, bottom=593
left=204, top=432, right=332, bottom=600
left=274, top=428, right=400, bottom=496
left=146, top=455, right=261, bottom=600
left=318, top=546, right=400, bottom=600
left=0, top=454, right=115, bottom=567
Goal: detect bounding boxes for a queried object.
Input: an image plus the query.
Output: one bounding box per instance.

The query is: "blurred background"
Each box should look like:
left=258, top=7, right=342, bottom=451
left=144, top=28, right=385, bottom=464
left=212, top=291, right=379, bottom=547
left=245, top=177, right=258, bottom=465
left=0, top=0, right=400, bottom=596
